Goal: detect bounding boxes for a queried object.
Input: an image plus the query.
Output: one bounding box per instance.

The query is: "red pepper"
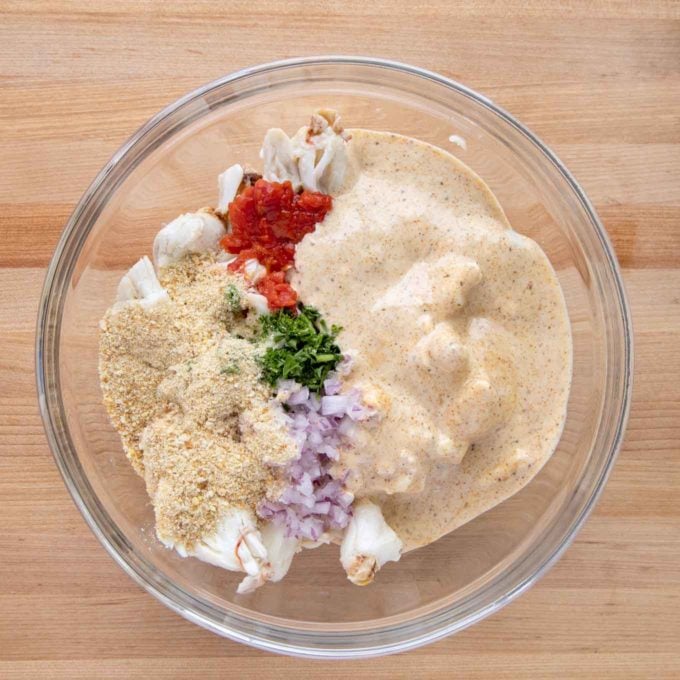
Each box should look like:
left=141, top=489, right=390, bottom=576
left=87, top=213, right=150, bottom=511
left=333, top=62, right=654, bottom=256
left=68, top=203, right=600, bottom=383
left=256, top=271, right=298, bottom=310
left=221, top=179, right=332, bottom=309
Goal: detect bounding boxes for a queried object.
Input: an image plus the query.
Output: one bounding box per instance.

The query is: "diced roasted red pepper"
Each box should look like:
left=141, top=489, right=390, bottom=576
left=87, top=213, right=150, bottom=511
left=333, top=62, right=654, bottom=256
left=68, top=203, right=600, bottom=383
left=256, top=271, right=298, bottom=310
left=220, top=179, right=332, bottom=309
left=226, top=243, right=296, bottom=274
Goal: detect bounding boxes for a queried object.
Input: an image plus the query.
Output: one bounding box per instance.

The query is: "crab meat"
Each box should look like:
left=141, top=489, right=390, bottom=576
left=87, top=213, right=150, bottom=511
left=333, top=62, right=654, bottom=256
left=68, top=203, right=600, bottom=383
left=160, top=506, right=272, bottom=594
left=113, top=256, right=169, bottom=313
left=259, top=522, right=301, bottom=583
left=152, top=210, right=226, bottom=270
left=217, top=164, right=244, bottom=213
left=245, top=291, right=270, bottom=316
left=340, top=500, right=403, bottom=585
left=261, top=109, right=350, bottom=194
left=261, top=128, right=301, bottom=188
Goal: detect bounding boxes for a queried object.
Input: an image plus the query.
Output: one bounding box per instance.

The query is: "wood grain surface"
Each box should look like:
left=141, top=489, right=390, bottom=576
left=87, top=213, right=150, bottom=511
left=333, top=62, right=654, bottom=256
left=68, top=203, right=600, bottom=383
left=1, top=1, right=679, bottom=677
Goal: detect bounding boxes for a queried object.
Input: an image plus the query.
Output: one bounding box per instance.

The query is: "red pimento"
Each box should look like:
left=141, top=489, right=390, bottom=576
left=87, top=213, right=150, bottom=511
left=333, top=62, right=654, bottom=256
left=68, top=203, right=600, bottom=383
left=221, top=179, right=332, bottom=310
left=256, top=271, right=298, bottom=310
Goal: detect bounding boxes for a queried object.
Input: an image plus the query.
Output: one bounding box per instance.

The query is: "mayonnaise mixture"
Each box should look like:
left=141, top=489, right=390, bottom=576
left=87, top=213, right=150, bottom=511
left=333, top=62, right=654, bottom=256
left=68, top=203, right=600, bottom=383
left=294, top=129, right=572, bottom=551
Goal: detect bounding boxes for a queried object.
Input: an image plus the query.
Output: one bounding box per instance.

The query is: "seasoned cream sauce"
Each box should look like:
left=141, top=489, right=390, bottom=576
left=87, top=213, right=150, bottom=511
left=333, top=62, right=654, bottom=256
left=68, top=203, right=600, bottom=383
left=294, top=130, right=572, bottom=551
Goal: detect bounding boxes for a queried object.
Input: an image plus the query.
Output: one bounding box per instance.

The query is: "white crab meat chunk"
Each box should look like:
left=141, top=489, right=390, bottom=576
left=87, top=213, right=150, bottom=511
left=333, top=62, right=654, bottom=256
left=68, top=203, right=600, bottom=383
left=259, top=522, right=301, bottom=583
left=340, top=500, right=403, bottom=585
left=113, top=255, right=169, bottom=312
left=245, top=291, right=270, bottom=316
left=261, top=109, right=350, bottom=195
left=152, top=210, right=226, bottom=270
left=161, top=506, right=272, bottom=594
left=217, top=163, right=244, bottom=213
left=261, top=128, right=301, bottom=188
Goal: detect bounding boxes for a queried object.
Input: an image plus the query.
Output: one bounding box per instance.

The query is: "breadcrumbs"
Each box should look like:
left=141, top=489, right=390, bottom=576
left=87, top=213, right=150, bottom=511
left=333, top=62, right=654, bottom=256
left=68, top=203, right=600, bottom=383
left=99, top=254, right=297, bottom=546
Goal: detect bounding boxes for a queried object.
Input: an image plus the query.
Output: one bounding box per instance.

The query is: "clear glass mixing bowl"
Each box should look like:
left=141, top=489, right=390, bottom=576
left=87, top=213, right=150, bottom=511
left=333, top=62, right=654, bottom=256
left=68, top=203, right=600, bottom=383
left=36, top=57, right=632, bottom=658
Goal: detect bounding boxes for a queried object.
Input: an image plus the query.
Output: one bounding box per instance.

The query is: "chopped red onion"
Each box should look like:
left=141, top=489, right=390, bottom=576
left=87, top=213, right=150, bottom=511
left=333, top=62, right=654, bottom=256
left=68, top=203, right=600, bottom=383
left=323, top=376, right=342, bottom=395
left=287, top=385, right=310, bottom=406
left=320, top=394, right=351, bottom=416
left=258, top=369, right=372, bottom=541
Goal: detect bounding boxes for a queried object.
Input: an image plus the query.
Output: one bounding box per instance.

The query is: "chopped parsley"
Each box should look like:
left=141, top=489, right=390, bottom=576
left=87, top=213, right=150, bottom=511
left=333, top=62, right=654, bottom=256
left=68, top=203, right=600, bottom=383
left=225, top=284, right=243, bottom=313
left=259, top=305, right=343, bottom=391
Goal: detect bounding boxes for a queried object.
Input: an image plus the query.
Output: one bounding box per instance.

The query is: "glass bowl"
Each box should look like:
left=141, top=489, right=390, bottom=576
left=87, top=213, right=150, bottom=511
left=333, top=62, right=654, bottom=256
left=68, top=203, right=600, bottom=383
left=36, top=57, right=632, bottom=658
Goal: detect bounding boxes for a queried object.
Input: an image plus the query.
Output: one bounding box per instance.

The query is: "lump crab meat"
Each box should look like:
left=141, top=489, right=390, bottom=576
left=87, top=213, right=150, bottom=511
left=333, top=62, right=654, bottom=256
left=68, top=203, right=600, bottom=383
left=259, top=521, right=301, bottom=583
left=158, top=505, right=301, bottom=594
left=113, top=255, right=169, bottom=313
left=261, top=128, right=301, bottom=188
left=217, top=163, right=244, bottom=213
left=152, top=209, right=226, bottom=270
left=340, top=500, right=403, bottom=585
left=261, top=108, right=351, bottom=194
left=244, top=291, right=270, bottom=316
left=160, top=506, right=275, bottom=594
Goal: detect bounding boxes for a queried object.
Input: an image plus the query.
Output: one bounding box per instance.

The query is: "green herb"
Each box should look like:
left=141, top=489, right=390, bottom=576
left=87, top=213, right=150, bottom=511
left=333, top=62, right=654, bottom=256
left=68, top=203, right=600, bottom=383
left=258, top=305, right=343, bottom=391
left=225, top=284, right=243, bottom=313
left=220, top=361, right=241, bottom=376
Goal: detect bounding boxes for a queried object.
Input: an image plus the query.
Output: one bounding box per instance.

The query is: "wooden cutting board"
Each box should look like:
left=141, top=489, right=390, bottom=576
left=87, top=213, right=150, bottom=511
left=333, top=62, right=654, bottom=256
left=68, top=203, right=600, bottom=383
left=1, top=1, right=678, bottom=677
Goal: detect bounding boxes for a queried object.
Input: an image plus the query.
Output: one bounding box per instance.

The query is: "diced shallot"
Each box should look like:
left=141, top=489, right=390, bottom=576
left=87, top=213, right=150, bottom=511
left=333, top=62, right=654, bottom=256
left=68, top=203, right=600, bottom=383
left=258, top=370, right=373, bottom=541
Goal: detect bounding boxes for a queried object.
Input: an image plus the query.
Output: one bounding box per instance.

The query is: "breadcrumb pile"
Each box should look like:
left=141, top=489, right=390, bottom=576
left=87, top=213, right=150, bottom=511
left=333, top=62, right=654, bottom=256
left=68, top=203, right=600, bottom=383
left=99, top=254, right=297, bottom=547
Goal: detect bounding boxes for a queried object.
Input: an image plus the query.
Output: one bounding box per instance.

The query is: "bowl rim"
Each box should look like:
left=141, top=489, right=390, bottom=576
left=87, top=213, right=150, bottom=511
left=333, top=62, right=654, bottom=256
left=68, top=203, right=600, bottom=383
left=36, top=55, right=633, bottom=658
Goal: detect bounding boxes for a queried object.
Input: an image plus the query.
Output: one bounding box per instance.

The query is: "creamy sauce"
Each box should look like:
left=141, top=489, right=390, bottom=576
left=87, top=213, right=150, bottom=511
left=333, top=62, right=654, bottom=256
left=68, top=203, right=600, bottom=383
left=294, top=130, right=572, bottom=551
